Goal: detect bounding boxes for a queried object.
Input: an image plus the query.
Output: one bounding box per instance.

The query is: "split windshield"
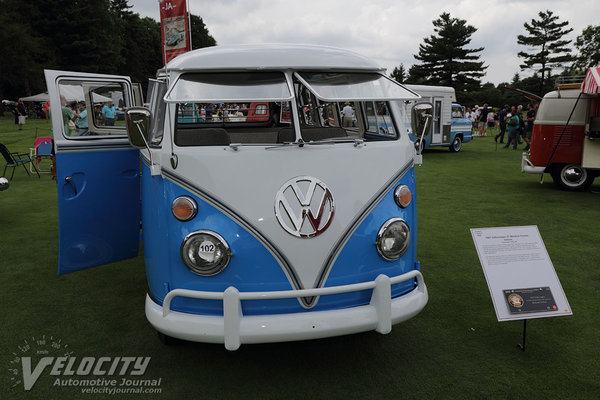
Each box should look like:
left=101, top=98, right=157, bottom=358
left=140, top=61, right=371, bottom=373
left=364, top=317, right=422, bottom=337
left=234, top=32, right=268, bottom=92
left=170, top=71, right=413, bottom=146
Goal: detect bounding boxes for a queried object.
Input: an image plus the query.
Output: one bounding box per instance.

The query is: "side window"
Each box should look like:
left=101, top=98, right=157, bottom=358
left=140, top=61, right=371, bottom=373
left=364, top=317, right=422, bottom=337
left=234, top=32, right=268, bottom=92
left=147, top=79, right=167, bottom=145
left=364, top=101, right=396, bottom=137
left=434, top=99, right=442, bottom=134
left=57, top=80, right=130, bottom=138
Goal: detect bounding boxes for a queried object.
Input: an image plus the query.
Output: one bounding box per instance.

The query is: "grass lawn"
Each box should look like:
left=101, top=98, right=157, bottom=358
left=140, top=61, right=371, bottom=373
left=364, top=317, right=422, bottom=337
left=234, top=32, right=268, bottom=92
left=1, top=117, right=599, bottom=399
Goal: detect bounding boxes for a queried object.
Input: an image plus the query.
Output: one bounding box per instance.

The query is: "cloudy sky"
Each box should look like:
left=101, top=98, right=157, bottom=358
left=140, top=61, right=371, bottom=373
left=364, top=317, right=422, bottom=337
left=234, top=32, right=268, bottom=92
left=129, top=0, right=599, bottom=84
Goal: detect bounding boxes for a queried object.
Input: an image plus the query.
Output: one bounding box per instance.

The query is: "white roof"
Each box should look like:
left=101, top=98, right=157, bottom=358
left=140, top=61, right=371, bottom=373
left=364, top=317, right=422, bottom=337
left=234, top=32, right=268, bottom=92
left=403, top=84, right=455, bottom=95
left=165, top=44, right=384, bottom=72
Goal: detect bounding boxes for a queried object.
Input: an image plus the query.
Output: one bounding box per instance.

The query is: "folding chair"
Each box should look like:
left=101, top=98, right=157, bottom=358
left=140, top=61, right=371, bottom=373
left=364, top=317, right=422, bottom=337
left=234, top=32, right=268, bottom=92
left=31, top=137, right=53, bottom=174
left=0, top=143, right=40, bottom=180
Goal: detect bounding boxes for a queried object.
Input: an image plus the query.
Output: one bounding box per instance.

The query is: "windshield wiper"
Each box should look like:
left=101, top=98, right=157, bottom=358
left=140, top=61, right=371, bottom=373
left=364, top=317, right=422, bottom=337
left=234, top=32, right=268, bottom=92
left=265, top=139, right=305, bottom=149
left=305, top=136, right=365, bottom=146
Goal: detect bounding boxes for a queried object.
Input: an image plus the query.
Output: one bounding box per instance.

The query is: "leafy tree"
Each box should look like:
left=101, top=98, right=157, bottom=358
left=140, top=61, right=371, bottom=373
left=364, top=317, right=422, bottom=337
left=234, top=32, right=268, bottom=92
left=405, top=65, right=426, bottom=84
left=410, top=12, right=486, bottom=99
left=190, top=14, right=216, bottom=49
left=573, top=25, right=600, bottom=70
left=517, top=10, right=573, bottom=94
left=0, top=0, right=217, bottom=101
left=390, top=64, right=407, bottom=83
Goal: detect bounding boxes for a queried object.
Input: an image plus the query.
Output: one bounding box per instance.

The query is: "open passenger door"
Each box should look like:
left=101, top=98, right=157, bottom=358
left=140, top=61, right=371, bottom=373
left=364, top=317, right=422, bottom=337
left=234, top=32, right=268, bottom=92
left=581, top=67, right=600, bottom=169
left=45, top=70, right=142, bottom=274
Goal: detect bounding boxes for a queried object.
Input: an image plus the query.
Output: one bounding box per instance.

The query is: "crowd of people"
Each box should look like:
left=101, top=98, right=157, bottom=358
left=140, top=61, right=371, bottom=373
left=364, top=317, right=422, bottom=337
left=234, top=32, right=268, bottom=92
left=465, top=102, right=538, bottom=151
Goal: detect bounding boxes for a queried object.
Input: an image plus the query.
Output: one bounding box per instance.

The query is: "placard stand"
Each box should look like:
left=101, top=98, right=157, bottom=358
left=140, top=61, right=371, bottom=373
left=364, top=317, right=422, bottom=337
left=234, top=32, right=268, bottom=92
left=470, top=226, right=573, bottom=352
left=517, top=319, right=527, bottom=351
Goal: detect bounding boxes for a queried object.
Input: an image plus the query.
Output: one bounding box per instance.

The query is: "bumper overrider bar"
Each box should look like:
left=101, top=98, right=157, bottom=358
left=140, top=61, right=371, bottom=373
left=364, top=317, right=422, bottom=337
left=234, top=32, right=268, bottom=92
left=146, top=271, right=428, bottom=350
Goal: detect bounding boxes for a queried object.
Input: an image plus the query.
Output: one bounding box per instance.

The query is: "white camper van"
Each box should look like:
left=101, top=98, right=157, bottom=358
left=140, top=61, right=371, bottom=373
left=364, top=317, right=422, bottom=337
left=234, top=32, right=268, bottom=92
left=404, top=84, right=473, bottom=152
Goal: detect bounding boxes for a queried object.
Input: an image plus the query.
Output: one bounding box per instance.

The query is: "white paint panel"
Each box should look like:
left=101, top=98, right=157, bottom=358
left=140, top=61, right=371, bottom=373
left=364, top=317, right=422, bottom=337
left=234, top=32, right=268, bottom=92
left=163, top=140, right=414, bottom=291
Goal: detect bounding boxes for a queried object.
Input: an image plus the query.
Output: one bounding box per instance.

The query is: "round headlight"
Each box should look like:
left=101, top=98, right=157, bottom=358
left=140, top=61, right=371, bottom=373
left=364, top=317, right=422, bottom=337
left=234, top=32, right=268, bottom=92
left=393, top=185, right=412, bottom=208
left=181, top=231, right=231, bottom=276
left=172, top=196, right=197, bottom=221
left=376, top=218, right=410, bottom=260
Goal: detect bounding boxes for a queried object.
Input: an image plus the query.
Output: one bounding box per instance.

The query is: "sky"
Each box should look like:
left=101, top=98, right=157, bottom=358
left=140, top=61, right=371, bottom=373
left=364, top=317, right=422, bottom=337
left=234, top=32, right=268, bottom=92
left=129, top=0, right=599, bottom=85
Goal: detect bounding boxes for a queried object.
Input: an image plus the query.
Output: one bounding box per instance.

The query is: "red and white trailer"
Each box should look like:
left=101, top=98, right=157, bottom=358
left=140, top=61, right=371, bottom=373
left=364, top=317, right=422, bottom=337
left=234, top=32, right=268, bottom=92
left=522, top=67, right=600, bottom=191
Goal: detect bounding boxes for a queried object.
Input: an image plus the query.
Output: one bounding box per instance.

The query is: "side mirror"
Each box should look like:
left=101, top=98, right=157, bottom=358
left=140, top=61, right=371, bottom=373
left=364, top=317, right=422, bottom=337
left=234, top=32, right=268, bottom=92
left=412, top=103, right=433, bottom=137
left=125, top=107, right=152, bottom=149
left=412, top=103, right=433, bottom=154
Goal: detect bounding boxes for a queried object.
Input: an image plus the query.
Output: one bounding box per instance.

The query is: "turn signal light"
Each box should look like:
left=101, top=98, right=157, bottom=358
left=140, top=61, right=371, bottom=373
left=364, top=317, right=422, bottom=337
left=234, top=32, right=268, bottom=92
left=172, top=196, right=198, bottom=221
left=394, top=185, right=412, bottom=208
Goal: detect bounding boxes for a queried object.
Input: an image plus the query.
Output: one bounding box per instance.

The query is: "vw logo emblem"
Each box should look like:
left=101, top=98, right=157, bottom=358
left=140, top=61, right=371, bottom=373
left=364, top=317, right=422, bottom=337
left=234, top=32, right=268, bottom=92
left=275, top=176, right=335, bottom=238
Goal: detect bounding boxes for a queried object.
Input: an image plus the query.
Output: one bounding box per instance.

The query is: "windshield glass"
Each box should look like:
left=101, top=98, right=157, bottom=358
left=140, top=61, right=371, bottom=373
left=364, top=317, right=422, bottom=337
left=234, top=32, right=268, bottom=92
left=173, top=72, right=404, bottom=146
left=295, top=72, right=419, bottom=102
left=165, top=72, right=292, bottom=103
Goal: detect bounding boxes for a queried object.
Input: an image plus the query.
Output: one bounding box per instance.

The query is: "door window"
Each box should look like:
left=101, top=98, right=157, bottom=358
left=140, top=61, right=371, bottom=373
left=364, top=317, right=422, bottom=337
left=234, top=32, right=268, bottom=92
left=56, top=80, right=131, bottom=138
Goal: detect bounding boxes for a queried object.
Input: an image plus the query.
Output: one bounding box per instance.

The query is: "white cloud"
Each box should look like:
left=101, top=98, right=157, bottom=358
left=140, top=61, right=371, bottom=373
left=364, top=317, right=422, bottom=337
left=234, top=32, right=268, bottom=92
left=132, top=0, right=599, bottom=84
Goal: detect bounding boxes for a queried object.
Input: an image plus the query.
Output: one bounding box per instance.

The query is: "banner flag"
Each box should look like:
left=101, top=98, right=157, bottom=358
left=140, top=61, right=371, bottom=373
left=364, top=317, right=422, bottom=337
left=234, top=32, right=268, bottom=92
left=159, top=0, right=191, bottom=65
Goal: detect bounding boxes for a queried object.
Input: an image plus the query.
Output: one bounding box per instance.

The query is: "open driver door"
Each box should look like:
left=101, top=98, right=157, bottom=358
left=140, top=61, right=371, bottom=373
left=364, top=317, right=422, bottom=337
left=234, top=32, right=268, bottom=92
left=45, top=70, right=142, bottom=274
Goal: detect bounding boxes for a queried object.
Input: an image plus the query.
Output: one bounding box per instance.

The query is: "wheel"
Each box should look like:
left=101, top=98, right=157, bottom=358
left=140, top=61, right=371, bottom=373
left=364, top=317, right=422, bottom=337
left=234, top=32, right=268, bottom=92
left=449, top=136, right=462, bottom=152
left=550, top=163, right=594, bottom=191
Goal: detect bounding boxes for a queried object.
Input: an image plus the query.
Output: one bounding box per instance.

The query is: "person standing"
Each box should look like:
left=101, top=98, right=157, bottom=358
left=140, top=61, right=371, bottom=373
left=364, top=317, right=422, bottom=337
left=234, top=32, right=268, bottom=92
left=74, top=102, right=89, bottom=136
left=42, top=101, right=50, bottom=122
left=523, top=103, right=537, bottom=151
left=503, top=106, right=520, bottom=150
left=60, top=94, right=75, bottom=135
left=495, top=105, right=508, bottom=143
left=479, top=103, right=490, bottom=137
left=473, top=105, right=480, bottom=136
left=16, top=99, right=27, bottom=130
left=102, top=101, right=116, bottom=126
left=341, top=102, right=354, bottom=127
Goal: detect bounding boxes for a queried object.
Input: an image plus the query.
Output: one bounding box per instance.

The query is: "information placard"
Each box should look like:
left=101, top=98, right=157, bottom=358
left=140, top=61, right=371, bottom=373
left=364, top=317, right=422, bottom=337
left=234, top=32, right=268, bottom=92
left=471, top=226, right=572, bottom=321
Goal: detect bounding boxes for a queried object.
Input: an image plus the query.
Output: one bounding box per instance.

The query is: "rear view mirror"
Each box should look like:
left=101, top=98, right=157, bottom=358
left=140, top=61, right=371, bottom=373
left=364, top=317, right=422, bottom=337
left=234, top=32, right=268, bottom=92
left=412, top=103, right=433, bottom=153
left=126, top=107, right=152, bottom=149
left=412, top=103, right=433, bottom=138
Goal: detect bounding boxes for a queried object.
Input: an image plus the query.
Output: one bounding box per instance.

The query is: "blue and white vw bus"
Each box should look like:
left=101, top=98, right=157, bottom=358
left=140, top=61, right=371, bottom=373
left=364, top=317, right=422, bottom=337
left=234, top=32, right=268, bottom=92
left=45, top=44, right=428, bottom=350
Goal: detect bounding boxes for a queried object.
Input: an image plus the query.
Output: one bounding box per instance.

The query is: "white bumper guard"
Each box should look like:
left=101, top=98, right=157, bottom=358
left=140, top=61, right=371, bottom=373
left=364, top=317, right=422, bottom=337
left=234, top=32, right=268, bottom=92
left=521, top=152, right=546, bottom=174
left=146, top=271, right=428, bottom=350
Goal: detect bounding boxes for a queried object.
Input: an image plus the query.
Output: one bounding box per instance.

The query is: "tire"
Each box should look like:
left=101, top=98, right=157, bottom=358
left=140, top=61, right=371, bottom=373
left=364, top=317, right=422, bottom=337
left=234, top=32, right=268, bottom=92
left=550, top=163, right=594, bottom=191
left=449, top=136, right=462, bottom=152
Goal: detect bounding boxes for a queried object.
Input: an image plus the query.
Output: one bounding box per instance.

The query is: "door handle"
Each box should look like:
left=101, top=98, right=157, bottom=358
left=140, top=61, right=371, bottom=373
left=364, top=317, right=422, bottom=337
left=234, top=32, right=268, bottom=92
left=65, top=176, right=78, bottom=195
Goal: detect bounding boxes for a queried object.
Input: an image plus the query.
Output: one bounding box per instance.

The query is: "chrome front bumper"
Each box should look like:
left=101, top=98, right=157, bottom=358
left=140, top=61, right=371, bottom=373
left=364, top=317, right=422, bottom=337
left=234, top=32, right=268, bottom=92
left=521, top=152, right=546, bottom=174
left=145, top=271, right=428, bottom=350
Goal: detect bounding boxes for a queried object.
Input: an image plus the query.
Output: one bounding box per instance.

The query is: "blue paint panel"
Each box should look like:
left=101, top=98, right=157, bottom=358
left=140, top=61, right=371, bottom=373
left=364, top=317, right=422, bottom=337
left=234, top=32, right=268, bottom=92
left=57, top=149, right=140, bottom=274
left=142, top=164, right=298, bottom=316
left=142, top=164, right=419, bottom=316
left=313, top=167, right=418, bottom=310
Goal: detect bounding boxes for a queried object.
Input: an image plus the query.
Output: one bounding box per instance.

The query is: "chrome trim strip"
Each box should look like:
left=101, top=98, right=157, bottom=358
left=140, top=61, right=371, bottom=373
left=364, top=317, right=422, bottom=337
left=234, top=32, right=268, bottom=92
left=313, top=160, right=415, bottom=298
left=160, top=169, right=308, bottom=306
left=160, top=161, right=413, bottom=309
left=56, top=142, right=133, bottom=153
left=140, top=153, right=151, bottom=167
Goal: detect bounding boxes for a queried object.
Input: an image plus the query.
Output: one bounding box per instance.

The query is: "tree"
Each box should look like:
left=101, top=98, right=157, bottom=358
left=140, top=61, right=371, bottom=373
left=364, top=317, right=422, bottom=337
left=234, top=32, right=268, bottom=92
left=517, top=10, right=573, bottom=95
left=573, top=25, right=600, bottom=70
left=190, top=14, right=217, bottom=49
left=0, top=0, right=218, bottom=101
left=410, top=12, right=486, bottom=99
left=390, top=64, right=407, bottom=83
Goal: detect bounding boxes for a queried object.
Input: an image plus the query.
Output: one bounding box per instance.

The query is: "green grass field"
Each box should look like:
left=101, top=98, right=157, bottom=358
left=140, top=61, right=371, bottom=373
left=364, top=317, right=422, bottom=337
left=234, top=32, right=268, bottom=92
left=1, top=116, right=599, bottom=399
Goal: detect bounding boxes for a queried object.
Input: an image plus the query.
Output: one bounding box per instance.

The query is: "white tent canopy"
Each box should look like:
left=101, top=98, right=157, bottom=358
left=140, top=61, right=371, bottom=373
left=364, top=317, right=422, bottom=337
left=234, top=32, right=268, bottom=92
left=21, top=92, right=50, bottom=102
left=21, top=86, right=111, bottom=103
